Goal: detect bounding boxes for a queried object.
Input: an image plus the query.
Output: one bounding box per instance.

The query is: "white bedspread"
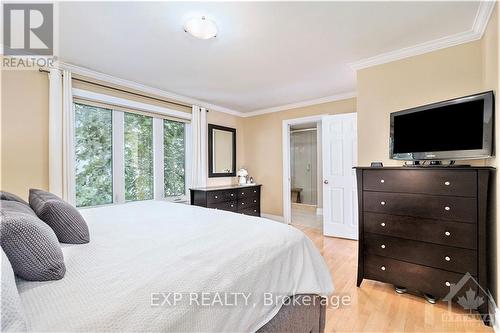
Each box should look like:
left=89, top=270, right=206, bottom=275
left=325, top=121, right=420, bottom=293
left=16, top=201, right=333, bottom=332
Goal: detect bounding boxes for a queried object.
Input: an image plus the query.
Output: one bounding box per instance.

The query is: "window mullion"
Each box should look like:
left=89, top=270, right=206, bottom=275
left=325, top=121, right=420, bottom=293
left=112, top=110, right=125, bottom=204
left=153, top=118, right=165, bottom=200
left=184, top=123, right=192, bottom=198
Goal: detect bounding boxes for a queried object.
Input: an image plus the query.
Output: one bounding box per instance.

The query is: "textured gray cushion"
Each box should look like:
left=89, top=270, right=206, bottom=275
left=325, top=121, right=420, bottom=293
left=29, top=189, right=90, bottom=244
left=1, top=249, right=28, bottom=332
left=0, top=191, right=28, bottom=206
left=0, top=201, right=66, bottom=281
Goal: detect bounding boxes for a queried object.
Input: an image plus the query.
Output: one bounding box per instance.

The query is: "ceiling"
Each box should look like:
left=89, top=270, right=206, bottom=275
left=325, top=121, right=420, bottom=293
left=59, top=1, right=483, bottom=113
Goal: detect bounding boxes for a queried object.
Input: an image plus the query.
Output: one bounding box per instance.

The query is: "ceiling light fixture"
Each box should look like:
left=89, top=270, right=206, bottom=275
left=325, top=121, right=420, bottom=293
left=184, top=16, right=217, bottom=40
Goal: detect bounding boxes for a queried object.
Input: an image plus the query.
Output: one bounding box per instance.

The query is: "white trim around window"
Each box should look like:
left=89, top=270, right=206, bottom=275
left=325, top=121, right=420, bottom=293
left=73, top=90, right=191, bottom=207
left=72, top=88, right=192, bottom=121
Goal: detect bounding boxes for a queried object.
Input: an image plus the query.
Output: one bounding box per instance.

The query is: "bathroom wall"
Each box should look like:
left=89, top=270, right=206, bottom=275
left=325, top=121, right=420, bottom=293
left=291, top=129, right=318, bottom=205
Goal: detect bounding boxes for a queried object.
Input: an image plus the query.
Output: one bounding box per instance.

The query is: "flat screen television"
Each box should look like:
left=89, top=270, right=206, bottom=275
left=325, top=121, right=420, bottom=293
left=390, top=91, right=494, bottom=161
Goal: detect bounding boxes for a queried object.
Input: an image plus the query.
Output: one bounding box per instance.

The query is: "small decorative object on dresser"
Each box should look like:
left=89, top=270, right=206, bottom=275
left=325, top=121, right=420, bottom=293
left=355, top=166, right=494, bottom=325
left=237, top=168, right=249, bottom=185
left=190, top=184, right=261, bottom=217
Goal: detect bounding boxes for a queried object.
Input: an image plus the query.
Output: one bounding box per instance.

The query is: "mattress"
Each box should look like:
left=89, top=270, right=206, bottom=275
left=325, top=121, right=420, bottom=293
left=16, top=200, right=333, bottom=332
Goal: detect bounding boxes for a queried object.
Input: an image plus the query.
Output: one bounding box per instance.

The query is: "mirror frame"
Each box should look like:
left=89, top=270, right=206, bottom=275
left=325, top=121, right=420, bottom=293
left=208, top=124, right=237, bottom=178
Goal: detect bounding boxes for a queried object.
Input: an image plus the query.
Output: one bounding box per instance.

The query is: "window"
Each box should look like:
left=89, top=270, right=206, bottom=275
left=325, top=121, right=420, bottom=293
left=74, top=103, right=113, bottom=207
left=124, top=113, right=154, bottom=201
left=73, top=101, right=190, bottom=207
left=164, top=119, right=186, bottom=197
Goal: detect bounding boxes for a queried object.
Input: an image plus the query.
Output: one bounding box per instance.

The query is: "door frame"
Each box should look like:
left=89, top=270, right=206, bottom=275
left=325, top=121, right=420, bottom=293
left=282, top=114, right=327, bottom=225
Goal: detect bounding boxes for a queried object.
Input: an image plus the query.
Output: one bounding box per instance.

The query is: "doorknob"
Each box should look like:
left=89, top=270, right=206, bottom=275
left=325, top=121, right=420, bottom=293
left=324, top=180, right=329, bottom=184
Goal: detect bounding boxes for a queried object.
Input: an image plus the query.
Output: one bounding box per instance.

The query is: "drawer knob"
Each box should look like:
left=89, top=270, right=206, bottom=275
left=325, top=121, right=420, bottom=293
left=254, top=200, right=257, bottom=203
left=254, top=209, right=257, bottom=212
left=445, top=231, right=451, bottom=236
left=215, top=196, right=218, bottom=199
left=380, top=179, right=385, bottom=183
left=242, top=202, right=245, bottom=205
left=231, top=204, right=234, bottom=208
left=380, top=201, right=386, bottom=206
left=445, top=256, right=451, bottom=262
left=445, top=281, right=451, bottom=287
left=444, top=206, right=451, bottom=211
left=230, top=194, right=234, bottom=197
left=381, top=244, right=386, bottom=249
left=241, top=192, right=245, bottom=195
left=380, top=222, right=386, bottom=227
left=381, top=266, right=386, bottom=271
left=254, top=190, right=257, bottom=193
left=444, top=181, right=451, bottom=186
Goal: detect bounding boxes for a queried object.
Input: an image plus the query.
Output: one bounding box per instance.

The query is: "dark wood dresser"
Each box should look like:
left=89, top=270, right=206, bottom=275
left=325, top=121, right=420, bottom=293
left=190, top=184, right=262, bottom=217
left=355, top=167, right=494, bottom=324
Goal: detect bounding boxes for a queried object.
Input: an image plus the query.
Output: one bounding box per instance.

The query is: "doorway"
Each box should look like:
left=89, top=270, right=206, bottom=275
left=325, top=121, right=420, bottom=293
left=290, top=123, right=322, bottom=230
left=282, top=113, right=358, bottom=239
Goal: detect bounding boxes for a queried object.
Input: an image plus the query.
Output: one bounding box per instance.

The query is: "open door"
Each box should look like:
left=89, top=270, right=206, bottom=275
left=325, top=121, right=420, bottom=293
left=322, top=113, right=358, bottom=239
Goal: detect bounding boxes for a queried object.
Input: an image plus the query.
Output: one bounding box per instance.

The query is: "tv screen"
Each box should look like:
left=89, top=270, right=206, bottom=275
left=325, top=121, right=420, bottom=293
left=390, top=91, right=493, bottom=161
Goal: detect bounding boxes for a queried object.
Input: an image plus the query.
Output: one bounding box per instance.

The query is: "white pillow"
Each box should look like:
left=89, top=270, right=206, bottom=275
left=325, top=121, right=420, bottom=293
left=1, top=249, right=28, bottom=332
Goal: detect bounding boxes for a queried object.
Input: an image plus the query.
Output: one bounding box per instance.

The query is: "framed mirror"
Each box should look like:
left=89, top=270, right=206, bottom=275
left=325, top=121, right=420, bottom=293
left=208, top=124, right=236, bottom=177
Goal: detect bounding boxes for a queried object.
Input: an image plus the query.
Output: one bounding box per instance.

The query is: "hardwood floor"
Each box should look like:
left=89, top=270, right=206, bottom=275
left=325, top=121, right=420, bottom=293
left=296, top=226, right=493, bottom=333
left=291, top=205, right=322, bottom=230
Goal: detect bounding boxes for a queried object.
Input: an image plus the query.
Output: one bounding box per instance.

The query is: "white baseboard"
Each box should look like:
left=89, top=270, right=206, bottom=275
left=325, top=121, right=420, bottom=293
left=261, top=213, right=285, bottom=223
left=316, top=208, right=323, bottom=216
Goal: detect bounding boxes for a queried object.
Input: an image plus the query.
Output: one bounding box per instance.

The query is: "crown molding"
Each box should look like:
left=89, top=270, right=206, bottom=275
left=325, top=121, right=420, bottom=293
left=57, top=62, right=245, bottom=117
left=350, top=1, right=496, bottom=71
left=472, top=0, right=496, bottom=36
left=241, top=92, right=357, bottom=118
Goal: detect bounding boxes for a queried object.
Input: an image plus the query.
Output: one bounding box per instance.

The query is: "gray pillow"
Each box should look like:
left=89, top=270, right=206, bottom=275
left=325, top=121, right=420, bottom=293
left=0, top=191, right=28, bottom=206
left=29, top=189, right=90, bottom=244
left=0, top=201, right=66, bottom=281
left=1, top=249, right=28, bottom=332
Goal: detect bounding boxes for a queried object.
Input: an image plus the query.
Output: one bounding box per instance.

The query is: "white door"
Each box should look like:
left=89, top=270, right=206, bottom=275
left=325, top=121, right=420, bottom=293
left=322, top=113, right=358, bottom=239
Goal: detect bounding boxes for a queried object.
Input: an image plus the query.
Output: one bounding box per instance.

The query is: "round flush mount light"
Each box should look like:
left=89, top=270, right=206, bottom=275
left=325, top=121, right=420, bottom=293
left=184, top=16, right=217, bottom=39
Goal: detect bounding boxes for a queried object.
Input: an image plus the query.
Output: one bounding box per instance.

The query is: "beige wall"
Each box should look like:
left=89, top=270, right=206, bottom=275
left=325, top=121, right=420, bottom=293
left=482, top=3, right=499, bottom=302
left=242, top=98, right=357, bottom=216
left=1, top=70, right=49, bottom=200
left=357, top=40, right=485, bottom=167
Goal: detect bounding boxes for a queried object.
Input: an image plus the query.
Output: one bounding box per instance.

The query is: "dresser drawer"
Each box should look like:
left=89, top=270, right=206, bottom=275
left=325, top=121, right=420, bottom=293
left=364, top=254, right=477, bottom=299
left=239, top=206, right=260, bottom=217
left=239, top=196, right=259, bottom=209
left=364, top=233, right=477, bottom=274
left=206, top=190, right=237, bottom=204
left=237, top=187, right=260, bottom=199
left=364, top=212, right=477, bottom=249
left=207, top=200, right=237, bottom=212
left=363, top=170, right=477, bottom=197
left=363, top=192, right=477, bottom=223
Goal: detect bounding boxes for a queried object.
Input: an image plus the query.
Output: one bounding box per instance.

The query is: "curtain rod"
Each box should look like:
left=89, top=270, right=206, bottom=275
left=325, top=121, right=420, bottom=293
left=38, top=68, right=196, bottom=110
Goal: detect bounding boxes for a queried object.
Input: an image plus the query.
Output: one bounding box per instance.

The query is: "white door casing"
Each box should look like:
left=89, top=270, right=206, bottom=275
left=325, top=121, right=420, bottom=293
left=322, top=113, right=358, bottom=239
left=282, top=115, right=327, bottom=225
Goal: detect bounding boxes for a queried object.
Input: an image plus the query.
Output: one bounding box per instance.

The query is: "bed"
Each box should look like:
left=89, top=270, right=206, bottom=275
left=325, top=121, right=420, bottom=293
left=15, top=200, right=333, bottom=332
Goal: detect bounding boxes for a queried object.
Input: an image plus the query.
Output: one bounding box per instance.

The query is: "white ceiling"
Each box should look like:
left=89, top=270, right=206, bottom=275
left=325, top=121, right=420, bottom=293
left=59, top=1, right=482, bottom=113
